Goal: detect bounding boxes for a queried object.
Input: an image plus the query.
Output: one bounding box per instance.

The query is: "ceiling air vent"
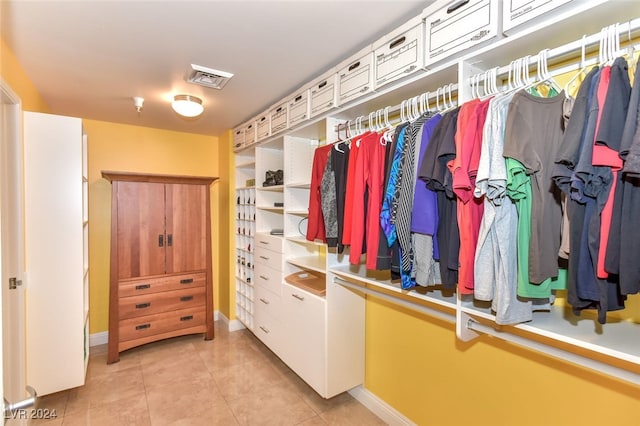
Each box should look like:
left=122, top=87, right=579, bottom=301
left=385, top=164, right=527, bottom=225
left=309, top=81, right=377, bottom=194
left=186, top=64, right=234, bottom=90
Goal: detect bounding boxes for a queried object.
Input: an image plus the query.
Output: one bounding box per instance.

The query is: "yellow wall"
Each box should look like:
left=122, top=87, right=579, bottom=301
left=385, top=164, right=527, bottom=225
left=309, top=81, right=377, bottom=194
left=85, top=120, right=220, bottom=333
left=0, top=37, right=50, bottom=113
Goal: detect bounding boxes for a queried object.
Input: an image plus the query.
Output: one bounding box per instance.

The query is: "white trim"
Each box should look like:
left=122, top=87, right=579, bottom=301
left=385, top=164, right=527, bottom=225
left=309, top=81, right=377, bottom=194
left=214, top=310, right=220, bottom=321
left=89, top=331, right=108, bottom=347
left=216, top=311, right=246, bottom=332
left=348, top=385, right=416, bottom=426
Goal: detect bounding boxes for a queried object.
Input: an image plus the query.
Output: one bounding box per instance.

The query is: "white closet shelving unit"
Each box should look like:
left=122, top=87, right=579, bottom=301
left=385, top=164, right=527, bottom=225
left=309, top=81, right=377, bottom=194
left=24, top=112, right=89, bottom=395
left=233, top=0, right=640, bottom=394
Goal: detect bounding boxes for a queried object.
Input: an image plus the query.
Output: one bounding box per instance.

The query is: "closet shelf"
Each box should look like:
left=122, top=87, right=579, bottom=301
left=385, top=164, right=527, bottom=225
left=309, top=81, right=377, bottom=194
left=330, top=264, right=457, bottom=311
left=257, top=184, right=284, bottom=192
left=257, top=206, right=284, bottom=212
left=287, top=256, right=326, bottom=274
left=237, top=161, right=256, bottom=169
left=286, top=210, right=309, bottom=216
left=286, top=235, right=326, bottom=247
left=286, top=182, right=311, bottom=189
left=236, top=185, right=256, bottom=190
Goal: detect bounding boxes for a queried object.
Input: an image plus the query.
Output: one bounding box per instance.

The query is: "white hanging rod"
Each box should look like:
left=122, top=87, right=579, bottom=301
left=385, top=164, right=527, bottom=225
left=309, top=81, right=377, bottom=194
left=471, top=17, right=640, bottom=87
left=335, top=83, right=459, bottom=134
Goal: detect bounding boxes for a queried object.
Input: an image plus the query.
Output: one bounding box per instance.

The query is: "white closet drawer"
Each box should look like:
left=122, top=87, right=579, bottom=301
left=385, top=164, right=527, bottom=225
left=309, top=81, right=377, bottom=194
left=244, top=121, right=257, bottom=147
left=337, top=48, right=375, bottom=105
left=373, top=16, right=424, bottom=88
left=254, top=303, right=283, bottom=355
left=255, top=284, right=282, bottom=321
left=281, top=282, right=326, bottom=394
left=309, top=71, right=338, bottom=118
left=288, top=89, right=310, bottom=128
left=255, top=262, right=283, bottom=295
left=255, top=246, right=284, bottom=271
left=269, top=102, right=288, bottom=135
left=256, top=115, right=270, bottom=140
left=255, top=232, right=285, bottom=252
left=424, top=0, right=498, bottom=66
left=232, top=127, right=245, bottom=152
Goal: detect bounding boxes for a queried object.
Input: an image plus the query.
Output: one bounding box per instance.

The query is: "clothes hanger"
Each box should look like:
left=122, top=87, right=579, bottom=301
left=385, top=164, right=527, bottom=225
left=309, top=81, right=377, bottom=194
left=564, top=35, right=587, bottom=98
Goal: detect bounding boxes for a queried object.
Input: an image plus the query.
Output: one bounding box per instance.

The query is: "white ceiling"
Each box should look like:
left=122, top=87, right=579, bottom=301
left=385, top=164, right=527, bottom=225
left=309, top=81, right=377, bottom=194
left=1, top=0, right=433, bottom=137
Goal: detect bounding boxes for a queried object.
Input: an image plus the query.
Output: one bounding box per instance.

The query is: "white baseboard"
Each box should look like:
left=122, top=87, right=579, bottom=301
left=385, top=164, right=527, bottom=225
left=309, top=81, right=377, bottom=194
left=214, top=310, right=220, bottom=321
left=217, top=311, right=246, bottom=332
left=89, top=331, right=108, bottom=347
left=348, top=385, right=416, bottom=426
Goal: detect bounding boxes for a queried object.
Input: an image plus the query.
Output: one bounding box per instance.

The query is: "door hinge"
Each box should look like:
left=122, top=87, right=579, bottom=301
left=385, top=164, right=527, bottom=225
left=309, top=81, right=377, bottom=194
left=8, top=277, right=22, bottom=290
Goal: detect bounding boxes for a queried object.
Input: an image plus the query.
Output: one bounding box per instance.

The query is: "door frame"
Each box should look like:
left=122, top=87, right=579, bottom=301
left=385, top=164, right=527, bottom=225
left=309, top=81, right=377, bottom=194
left=0, top=76, right=26, bottom=409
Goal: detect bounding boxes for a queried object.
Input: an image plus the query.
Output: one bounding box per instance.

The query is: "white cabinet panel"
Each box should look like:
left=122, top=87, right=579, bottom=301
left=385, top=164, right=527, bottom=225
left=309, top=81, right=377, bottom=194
left=424, top=0, right=498, bottom=65
left=281, top=283, right=326, bottom=394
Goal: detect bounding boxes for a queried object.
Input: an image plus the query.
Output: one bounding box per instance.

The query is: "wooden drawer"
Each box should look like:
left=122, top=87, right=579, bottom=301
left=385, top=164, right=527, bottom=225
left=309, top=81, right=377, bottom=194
left=119, top=286, right=206, bottom=320
left=255, top=284, right=281, bottom=321
left=255, top=246, right=284, bottom=271
left=119, top=272, right=205, bottom=297
left=255, top=232, right=284, bottom=253
left=255, top=262, right=283, bottom=295
left=119, top=306, right=206, bottom=342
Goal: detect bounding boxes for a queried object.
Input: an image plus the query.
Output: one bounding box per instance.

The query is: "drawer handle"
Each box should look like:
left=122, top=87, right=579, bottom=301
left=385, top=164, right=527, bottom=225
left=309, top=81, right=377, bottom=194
left=180, top=278, right=194, bottom=284
left=318, top=81, right=327, bottom=89
left=259, top=326, right=270, bottom=334
left=135, top=284, right=151, bottom=290
left=259, top=298, right=269, bottom=305
left=447, top=0, right=470, bottom=14
left=180, top=296, right=194, bottom=302
left=135, top=323, right=151, bottom=331
left=276, top=107, right=282, bottom=113
left=348, top=61, right=361, bottom=72
left=294, top=95, right=302, bottom=102
left=259, top=255, right=269, bottom=260
left=158, top=234, right=164, bottom=247
left=291, top=293, right=305, bottom=301
left=360, top=86, right=369, bottom=93
left=389, top=36, right=406, bottom=50
left=135, top=302, right=150, bottom=309
left=259, top=240, right=269, bottom=245
left=259, top=275, right=269, bottom=281
left=180, top=315, right=194, bottom=322
left=167, top=234, right=173, bottom=247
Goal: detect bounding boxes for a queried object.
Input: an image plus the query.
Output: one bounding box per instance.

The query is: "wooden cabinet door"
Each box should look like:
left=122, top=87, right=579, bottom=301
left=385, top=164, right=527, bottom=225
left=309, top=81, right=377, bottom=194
left=116, top=181, right=166, bottom=279
left=165, top=183, right=207, bottom=273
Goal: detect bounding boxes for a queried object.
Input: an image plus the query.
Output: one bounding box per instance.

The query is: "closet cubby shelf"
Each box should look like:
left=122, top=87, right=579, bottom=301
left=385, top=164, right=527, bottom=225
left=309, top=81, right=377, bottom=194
left=257, top=185, right=284, bottom=192
left=285, top=210, right=309, bottom=216
left=236, top=160, right=256, bottom=169
left=287, top=256, right=326, bottom=274
left=285, top=235, right=326, bottom=247
left=235, top=276, right=254, bottom=286
left=256, top=206, right=284, bottom=212
left=236, top=186, right=256, bottom=190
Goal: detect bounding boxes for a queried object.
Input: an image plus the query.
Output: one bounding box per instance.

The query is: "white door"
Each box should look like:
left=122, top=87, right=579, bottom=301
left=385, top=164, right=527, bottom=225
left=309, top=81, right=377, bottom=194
left=1, top=79, right=28, bottom=421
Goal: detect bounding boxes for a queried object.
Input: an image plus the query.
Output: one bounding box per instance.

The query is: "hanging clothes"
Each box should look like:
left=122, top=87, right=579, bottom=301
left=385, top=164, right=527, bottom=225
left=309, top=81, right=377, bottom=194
left=307, top=143, right=333, bottom=242
left=321, top=141, right=350, bottom=252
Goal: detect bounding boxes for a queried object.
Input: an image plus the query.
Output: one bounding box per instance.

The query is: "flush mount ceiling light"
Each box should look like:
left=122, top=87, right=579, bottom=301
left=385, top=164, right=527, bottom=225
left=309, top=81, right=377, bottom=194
left=171, top=94, right=204, bottom=117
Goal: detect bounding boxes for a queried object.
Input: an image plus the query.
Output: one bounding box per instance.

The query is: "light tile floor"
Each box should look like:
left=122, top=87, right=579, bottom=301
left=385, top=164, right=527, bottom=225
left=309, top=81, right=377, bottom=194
left=26, top=322, right=386, bottom=425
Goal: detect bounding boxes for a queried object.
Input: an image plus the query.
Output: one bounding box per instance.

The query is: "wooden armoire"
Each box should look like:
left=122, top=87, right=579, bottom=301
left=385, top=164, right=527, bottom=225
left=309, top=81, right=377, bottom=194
left=102, top=171, right=218, bottom=363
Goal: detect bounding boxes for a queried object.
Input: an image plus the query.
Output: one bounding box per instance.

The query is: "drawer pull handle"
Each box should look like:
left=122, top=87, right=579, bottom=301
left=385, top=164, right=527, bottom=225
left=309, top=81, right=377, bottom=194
left=158, top=234, right=164, bottom=247
left=294, top=95, right=302, bottom=102
left=291, top=293, right=305, bottom=301
left=389, top=35, right=406, bottom=50
left=259, top=275, right=269, bottom=281
left=348, top=61, right=361, bottom=72
left=135, top=323, right=151, bottom=331
left=259, top=326, right=270, bottom=334
left=180, top=296, right=194, bottom=302
left=318, top=80, right=327, bottom=89
left=259, top=255, right=269, bottom=260
left=259, top=240, right=269, bottom=245
left=135, top=284, right=151, bottom=290
left=180, top=278, right=194, bottom=284
left=135, top=302, right=150, bottom=309
left=447, top=0, right=469, bottom=14
left=259, top=298, right=269, bottom=305
left=180, top=315, right=194, bottom=322
left=167, top=234, right=173, bottom=247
